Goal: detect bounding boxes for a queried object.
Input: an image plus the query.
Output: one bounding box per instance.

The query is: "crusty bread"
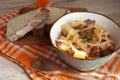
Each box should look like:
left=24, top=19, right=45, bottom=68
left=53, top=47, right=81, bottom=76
left=35, top=7, right=70, bottom=29
left=6, top=7, right=49, bottom=42
left=6, top=9, right=39, bottom=37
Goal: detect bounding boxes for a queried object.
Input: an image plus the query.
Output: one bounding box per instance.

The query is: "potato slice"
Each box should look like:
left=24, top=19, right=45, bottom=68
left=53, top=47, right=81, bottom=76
left=56, top=39, right=70, bottom=51
left=73, top=51, right=87, bottom=59
left=61, top=24, right=71, bottom=36
left=71, top=20, right=86, bottom=28
left=67, top=28, right=77, bottom=40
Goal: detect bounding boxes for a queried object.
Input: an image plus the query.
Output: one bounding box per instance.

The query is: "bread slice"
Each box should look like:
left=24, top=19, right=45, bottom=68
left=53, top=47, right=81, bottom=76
left=6, top=7, right=49, bottom=42
left=35, top=7, right=70, bottom=29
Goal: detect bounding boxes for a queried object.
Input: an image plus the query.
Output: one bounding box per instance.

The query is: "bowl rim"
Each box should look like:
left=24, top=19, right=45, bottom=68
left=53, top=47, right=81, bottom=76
left=50, top=11, right=120, bottom=61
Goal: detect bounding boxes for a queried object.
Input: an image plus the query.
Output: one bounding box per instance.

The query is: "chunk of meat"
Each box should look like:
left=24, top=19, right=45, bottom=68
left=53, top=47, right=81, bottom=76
left=91, top=27, right=98, bottom=34
left=89, top=46, right=100, bottom=58
left=100, top=41, right=115, bottom=56
left=84, top=19, right=95, bottom=26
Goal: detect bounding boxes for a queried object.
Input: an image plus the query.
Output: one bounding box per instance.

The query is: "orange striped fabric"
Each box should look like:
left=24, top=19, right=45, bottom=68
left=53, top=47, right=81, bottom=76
left=0, top=0, right=120, bottom=80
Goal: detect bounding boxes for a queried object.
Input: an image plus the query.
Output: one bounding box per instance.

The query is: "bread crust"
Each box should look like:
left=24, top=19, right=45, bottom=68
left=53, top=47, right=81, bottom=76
left=6, top=8, right=49, bottom=42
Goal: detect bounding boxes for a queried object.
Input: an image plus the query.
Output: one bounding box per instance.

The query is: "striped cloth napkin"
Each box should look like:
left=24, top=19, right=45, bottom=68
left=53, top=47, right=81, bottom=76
left=0, top=0, right=120, bottom=80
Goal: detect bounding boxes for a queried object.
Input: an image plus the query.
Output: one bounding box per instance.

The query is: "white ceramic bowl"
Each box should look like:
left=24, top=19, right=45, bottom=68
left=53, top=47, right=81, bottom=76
left=50, top=12, right=120, bottom=71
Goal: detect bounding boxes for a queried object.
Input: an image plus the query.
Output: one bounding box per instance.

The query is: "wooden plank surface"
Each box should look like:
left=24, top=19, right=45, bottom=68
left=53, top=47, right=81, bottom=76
left=0, top=0, right=120, bottom=80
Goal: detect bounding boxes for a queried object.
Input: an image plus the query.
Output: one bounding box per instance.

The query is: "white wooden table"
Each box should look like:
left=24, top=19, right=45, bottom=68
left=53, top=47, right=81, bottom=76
left=0, top=0, right=120, bottom=80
